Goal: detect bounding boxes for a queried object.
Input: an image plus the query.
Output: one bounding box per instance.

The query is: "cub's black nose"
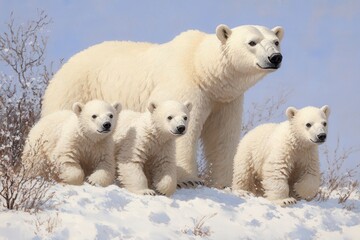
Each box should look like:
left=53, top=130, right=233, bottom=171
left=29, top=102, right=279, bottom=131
left=103, top=122, right=111, bottom=130
left=317, top=133, right=327, bottom=141
left=268, top=53, right=283, bottom=65
left=177, top=125, right=185, bottom=134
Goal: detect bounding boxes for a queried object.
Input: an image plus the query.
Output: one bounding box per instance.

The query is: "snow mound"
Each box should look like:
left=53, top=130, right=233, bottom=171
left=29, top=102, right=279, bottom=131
left=0, top=184, right=359, bottom=239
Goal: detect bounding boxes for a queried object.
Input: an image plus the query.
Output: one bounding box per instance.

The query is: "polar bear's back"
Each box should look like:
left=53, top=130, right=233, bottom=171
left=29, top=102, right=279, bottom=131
left=25, top=110, right=75, bottom=156
left=240, top=123, right=280, bottom=167
left=22, top=110, right=75, bottom=170
left=113, top=109, right=149, bottom=145
left=41, top=30, right=207, bottom=116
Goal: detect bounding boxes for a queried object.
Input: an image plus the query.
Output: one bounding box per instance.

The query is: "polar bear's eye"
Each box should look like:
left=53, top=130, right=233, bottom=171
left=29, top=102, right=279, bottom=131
left=323, top=122, right=327, bottom=127
left=167, top=116, right=173, bottom=120
left=92, top=115, right=97, bottom=119
left=109, top=114, right=113, bottom=119
left=184, top=116, right=188, bottom=121
left=274, top=41, right=279, bottom=46
left=306, top=123, right=312, bottom=128
left=248, top=41, right=256, bottom=47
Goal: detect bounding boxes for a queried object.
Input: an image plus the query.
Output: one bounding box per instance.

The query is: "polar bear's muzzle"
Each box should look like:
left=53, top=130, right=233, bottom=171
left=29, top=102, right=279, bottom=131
left=310, top=133, right=327, bottom=144
left=257, top=53, right=283, bottom=70
left=97, top=121, right=112, bottom=133
left=171, top=125, right=186, bottom=135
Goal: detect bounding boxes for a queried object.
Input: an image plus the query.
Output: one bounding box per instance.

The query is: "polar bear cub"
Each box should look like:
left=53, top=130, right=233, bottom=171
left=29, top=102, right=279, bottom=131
left=232, top=105, right=330, bottom=206
left=22, top=100, right=121, bottom=186
left=115, top=100, right=192, bottom=196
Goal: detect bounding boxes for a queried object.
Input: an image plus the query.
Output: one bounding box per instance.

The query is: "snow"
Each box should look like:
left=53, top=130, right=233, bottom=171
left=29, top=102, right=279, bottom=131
left=0, top=184, right=359, bottom=240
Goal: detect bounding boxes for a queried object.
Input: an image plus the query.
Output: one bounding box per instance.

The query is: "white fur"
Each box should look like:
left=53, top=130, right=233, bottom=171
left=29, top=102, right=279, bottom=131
left=232, top=106, right=330, bottom=206
left=114, top=100, right=191, bottom=196
left=41, top=24, right=284, bottom=188
left=22, top=100, right=121, bottom=186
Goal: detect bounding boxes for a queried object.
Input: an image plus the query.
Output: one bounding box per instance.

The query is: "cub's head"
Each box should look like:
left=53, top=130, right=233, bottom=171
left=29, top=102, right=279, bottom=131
left=216, top=24, right=284, bottom=74
left=147, top=100, right=192, bottom=138
left=286, top=105, right=330, bottom=145
left=72, top=100, right=121, bottom=139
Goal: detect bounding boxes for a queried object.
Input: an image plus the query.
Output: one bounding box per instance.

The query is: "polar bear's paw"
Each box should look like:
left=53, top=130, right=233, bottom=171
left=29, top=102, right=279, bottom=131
left=135, top=189, right=157, bottom=196
left=177, top=180, right=204, bottom=189
left=273, top=197, right=297, bottom=207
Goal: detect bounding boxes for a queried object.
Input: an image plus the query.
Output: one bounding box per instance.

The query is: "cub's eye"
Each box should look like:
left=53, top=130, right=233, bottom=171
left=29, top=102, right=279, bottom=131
left=248, top=41, right=256, bottom=47
left=167, top=116, right=173, bottom=120
left=306, top=123, right=312, bottom=128
left=323, top=122, right=327, bottom=127
left=184, top=116, right=188, bottom=121
left=92, top=115, right=97, bottom=119
left=275, top=41, right=279, bottom=46
left=109, top=114, right=113, bottom=119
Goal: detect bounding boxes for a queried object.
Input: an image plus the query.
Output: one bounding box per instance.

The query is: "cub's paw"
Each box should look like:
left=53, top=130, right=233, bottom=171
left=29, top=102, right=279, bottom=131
left=86, top=172, right=113, bottom=187
left=135, top=189, right=156, bottom=196
left=155, top=190, right=166, bottom=196
left=273, top=197, right=297, bottom=207
left=177, top=180, right=204, bottom=189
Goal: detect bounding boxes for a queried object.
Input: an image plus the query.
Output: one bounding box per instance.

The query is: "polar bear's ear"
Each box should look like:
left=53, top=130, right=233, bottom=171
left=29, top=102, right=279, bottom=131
left=184, top=101, right=192, bottom=112
left=112, top=102, right=122, bottom=113
left=147, top=101, right=157, bottom=113
left=286, top=106, right=298, bottom=119
left=72, top=102, right=84, bottom=116
left=321, top=105, right=330, bottom=118
left=216, top=24, right=232, bottom=44
left=272, top=26, right=284, bottom=41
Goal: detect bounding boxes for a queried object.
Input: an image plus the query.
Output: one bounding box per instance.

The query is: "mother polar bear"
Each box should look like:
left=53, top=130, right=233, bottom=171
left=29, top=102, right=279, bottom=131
left=41, top=24, right=284, bottom=188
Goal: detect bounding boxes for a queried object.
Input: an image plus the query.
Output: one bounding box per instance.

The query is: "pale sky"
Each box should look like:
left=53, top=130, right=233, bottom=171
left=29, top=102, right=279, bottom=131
left=1, top=0, right=359, bottom=176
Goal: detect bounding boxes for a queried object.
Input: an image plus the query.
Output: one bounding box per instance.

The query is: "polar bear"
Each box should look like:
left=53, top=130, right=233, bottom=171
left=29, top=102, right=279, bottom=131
left=41, top=24, right=284, bottom=188
left=22, top=100, right=121, bottom=186
left=232, top=105, right=330, bottom=206
left=115, top=100, right=192, bottom=196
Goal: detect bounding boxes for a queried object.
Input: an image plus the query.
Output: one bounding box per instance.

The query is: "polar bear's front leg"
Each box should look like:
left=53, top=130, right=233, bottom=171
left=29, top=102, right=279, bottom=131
left=87, top=153, right=116, bottom=187
left=152, top=149, right=177, bottom=196
left=262, top=161, right=297, bottom=206
left=117, top=161, right=155, bottom=196
left=175, top=100, right=208, bottom=188
left=201, top=96, right=243, bottom=188
left=293, top=155, right=321, bottom=201
left=58, top=160, right=85, bottom=185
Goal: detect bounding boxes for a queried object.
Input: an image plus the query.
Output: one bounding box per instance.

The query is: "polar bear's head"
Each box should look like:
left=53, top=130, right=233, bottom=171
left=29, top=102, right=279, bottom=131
left=147, top=100, right=192, bottom=137
left=216, top=24, right=284, bottom=74
left=286, top=105, right=330, bottom=145
left=72, top=100, right=121, bottom=139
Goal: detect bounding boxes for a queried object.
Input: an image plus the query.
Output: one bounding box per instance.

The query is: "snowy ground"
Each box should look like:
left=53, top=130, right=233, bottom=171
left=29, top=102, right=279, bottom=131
left=0, top=184, right=359, bottom=240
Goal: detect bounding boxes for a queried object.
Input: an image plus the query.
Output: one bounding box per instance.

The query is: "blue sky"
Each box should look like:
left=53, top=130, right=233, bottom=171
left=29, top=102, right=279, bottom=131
left=1, top=0, right=359, bottom=175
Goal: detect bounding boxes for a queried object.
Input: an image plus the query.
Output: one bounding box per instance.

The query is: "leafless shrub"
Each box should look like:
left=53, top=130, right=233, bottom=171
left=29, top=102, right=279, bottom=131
left=0, top=10, right=56, bottom=212
left=33, top=212, right=61, bottom=236
left=241, top=89, right=291, bottom=136
left=182, top=213, right=217, bottom=237
left=316, top=138, right=360, bottom=205
left=0, top=160, right=57, bottom=212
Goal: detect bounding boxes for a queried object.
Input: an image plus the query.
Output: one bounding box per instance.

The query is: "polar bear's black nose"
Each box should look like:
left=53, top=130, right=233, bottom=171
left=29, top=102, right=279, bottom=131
left=269, top=53, right=283, bottom=65
left=103, top=122, right=111, bottom=130
left=317, top=133, right=327, bottom=141
left=177, top=125, right=186, bottom=134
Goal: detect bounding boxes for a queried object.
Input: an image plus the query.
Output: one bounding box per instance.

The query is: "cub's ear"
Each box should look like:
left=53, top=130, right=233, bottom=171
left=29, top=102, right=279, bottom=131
left=286, top=106, right=298, bottom=119
left=72, top=102, right=84, bottom=116
left=321, top=105, right=330, bottom=118
left=272, top=26, right=284, bottom=41
left=147, top=101, right=158, bottom=113
left=184, top=101, right=192, bottom=112
left=112, top=102, right=122, bottom=114
left=216, top=24, right=232, bottom=44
